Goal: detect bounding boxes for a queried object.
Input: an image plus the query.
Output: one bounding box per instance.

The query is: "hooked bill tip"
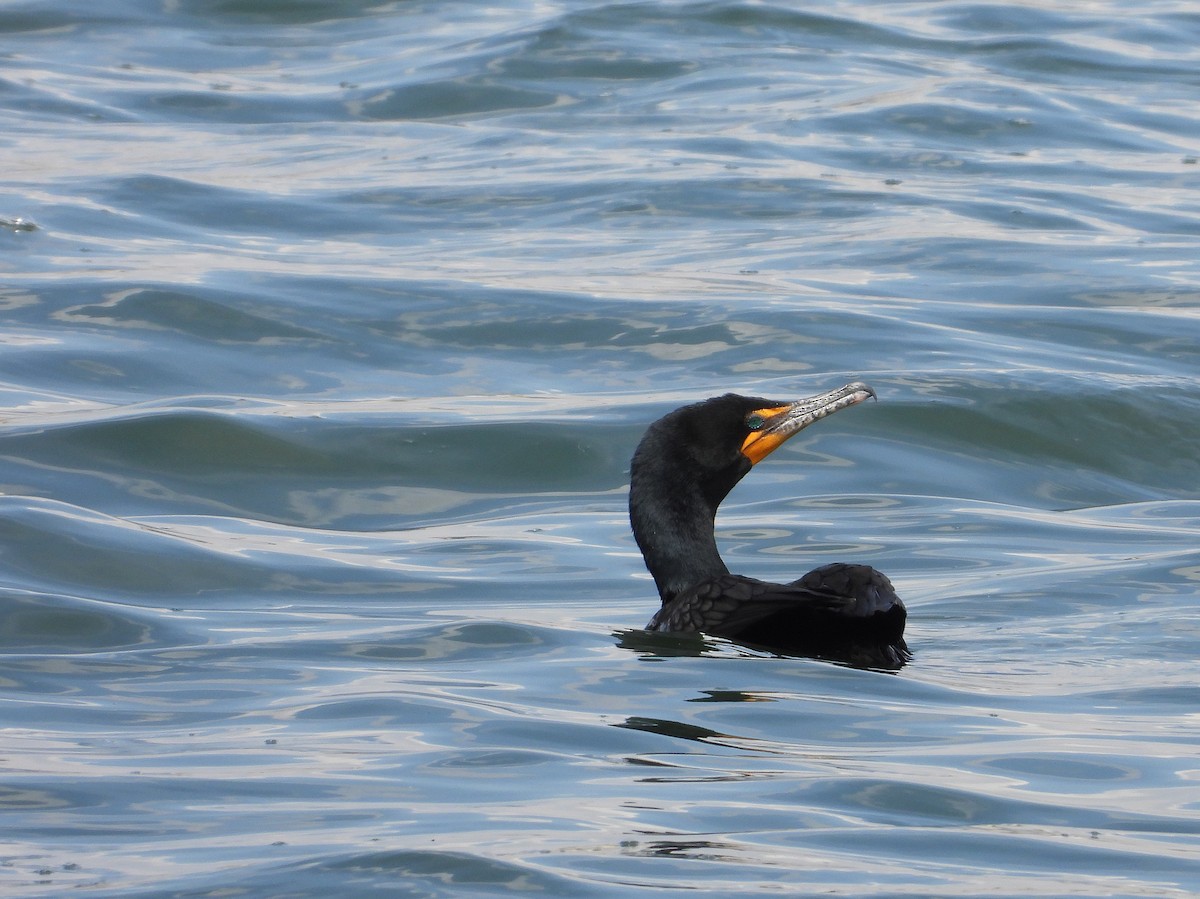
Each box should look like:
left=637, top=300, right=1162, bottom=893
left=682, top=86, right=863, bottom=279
left=845, top=381, right=876, bottom=402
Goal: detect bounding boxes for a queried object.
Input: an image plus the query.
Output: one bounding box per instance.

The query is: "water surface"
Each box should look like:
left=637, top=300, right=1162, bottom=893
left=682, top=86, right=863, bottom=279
left=2, top=1, right=1199, bottom=895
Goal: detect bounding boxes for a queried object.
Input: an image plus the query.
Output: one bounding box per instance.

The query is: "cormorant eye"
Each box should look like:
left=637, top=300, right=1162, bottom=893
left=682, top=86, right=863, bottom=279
left=745, top=413, right=766, bottom=431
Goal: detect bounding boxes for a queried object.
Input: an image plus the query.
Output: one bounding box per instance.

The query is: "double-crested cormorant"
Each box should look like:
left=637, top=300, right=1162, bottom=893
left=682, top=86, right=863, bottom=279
left=629, top=381, right=908, bottom=668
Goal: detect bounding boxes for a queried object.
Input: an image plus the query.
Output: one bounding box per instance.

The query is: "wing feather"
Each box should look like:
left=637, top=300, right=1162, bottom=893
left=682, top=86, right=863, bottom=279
left=645, top=563, right=908, bottom=667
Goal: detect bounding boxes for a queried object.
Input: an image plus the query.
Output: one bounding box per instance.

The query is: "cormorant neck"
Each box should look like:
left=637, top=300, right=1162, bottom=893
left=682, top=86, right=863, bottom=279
left=629, top=439, right=748, bottom=605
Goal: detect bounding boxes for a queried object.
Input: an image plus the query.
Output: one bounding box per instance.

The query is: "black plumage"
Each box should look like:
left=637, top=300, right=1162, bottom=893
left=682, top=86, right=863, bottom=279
left=629, top=383, right=908, bottom=668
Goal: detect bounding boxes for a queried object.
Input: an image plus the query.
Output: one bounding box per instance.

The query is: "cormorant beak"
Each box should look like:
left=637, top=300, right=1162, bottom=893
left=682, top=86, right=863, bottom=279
left=740, top=381, right=876, bottom=465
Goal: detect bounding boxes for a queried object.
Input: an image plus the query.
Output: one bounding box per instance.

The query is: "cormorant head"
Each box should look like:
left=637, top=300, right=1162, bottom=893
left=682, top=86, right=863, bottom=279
left=633, top=382, right=876, bottom=511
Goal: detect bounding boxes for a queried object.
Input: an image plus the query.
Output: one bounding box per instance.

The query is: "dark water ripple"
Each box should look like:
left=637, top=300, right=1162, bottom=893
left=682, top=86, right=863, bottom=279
left=2, top=0, right=1200, bottom=895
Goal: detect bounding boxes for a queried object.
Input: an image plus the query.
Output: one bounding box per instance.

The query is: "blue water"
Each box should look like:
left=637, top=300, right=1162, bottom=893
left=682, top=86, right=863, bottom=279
left=3, top=1, right=1200, bottom=895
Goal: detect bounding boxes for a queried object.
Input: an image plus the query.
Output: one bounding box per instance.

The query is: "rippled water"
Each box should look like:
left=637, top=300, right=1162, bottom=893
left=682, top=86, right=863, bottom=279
left=3, top=1, right=1200, bottom=896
